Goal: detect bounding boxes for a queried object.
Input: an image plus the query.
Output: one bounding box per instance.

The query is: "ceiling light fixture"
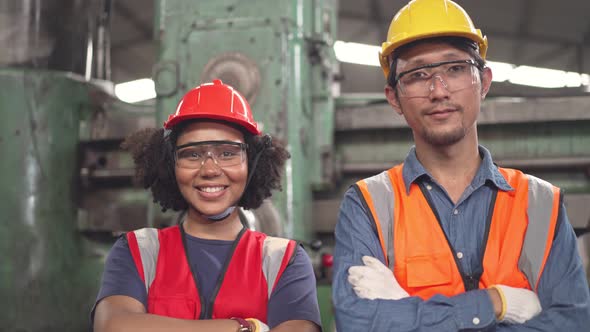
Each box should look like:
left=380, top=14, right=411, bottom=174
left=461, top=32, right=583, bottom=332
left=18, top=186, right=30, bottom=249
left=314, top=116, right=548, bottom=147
left=333, top=40, right=590, bottom=89
left=114, top=78, right=156, bottom=103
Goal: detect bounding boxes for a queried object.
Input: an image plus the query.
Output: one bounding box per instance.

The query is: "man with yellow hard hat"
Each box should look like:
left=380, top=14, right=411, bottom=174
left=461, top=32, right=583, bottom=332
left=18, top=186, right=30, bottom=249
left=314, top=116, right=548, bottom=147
left=332, top=0, right=590, bottom=330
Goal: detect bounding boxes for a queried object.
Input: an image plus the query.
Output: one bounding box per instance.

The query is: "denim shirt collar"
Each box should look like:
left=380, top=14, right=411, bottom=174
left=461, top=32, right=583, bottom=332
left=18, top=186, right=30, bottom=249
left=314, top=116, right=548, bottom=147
left=401, top=145, right=513, bottom=195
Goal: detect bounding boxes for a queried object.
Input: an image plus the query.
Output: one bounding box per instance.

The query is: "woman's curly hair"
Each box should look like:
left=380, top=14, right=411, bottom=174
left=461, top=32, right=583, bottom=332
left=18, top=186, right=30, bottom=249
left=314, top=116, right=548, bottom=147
left=121, top=120, right=290, bottom=212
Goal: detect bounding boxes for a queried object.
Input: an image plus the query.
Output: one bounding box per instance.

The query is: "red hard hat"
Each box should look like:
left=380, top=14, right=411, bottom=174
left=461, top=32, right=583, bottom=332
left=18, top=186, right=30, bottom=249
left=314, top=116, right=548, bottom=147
left=163, top=79, right=261, bottom=135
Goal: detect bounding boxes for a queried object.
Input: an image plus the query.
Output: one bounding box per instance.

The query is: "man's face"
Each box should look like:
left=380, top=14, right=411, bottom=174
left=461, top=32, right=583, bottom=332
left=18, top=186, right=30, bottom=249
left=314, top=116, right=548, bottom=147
left=385, top=42, right=492, bottom=147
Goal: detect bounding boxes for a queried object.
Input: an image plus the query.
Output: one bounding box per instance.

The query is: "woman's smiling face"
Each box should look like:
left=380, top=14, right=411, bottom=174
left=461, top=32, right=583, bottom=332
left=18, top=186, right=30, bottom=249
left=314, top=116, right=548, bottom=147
left=174, top=121, right=248, bottom=218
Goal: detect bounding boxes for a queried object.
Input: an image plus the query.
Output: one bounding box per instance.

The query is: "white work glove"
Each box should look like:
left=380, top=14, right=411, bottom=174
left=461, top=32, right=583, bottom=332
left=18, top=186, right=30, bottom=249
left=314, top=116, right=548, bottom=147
left=246, top=318, right=269, bottom=332
left=493, top=285, right=542, bottom=324
left=347, top=255, right=409, bottom=300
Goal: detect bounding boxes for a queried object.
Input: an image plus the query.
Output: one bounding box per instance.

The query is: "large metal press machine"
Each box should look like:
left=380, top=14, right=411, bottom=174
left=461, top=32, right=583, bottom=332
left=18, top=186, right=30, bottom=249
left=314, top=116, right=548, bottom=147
left=1, top=1, right=589, bottom=330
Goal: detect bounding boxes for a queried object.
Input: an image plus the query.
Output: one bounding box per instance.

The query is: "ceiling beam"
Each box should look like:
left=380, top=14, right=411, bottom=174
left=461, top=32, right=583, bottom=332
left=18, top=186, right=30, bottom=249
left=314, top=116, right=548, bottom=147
left=511, top=0, right=535, bottom=64
left=582, top=22, right=590, bottom=43
left=343, top=0, right=386, bottom=41
left=526, top=43, right=572, bottom=67
left=111, top=1, right=153, bottom=50
left=339, top=10, right=582, bottom=48
left=369, top=0, right=388, bottom=45
left=576, top=22, right=590, bottom=72
left=572, top=45, right=585, bottom=74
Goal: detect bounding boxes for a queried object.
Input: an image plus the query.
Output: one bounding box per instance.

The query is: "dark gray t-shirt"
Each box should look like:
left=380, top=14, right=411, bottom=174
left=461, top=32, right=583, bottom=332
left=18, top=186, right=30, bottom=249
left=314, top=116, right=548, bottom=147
left=93, top=232, right=321, bottom=328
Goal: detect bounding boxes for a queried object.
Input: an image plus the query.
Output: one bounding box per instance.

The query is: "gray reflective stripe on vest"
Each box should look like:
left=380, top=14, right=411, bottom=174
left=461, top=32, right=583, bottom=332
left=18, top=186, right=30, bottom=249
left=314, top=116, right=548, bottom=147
left=262, top=236, right=291, bottom=298
left=132, top=228, right=160, bottom=293
left=363, top=171, right=395, bottom=270
left=518, top=174, right=557, bottom=290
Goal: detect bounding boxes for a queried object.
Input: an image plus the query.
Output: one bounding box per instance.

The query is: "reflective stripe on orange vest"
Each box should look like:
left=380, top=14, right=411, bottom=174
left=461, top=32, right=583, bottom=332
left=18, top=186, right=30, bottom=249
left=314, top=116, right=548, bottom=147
left=126, top=225, right=297, bottom=320
left=355, top=165, right=560, bottom=299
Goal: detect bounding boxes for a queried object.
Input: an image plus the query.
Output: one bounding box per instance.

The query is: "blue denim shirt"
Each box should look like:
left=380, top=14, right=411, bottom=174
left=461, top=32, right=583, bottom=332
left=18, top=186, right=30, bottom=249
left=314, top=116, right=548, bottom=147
left=333, top=146, right=590, bottom=331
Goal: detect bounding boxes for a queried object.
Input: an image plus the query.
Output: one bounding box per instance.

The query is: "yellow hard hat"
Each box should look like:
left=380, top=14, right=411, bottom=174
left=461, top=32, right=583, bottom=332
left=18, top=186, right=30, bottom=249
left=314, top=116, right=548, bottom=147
left=379, top=0, right=488, bottom=78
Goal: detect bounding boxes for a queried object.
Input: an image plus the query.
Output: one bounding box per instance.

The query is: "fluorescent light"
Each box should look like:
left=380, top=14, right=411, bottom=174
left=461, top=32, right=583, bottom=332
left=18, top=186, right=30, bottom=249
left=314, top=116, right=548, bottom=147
left=115, top=43, right=589, bottom=94
left=114, top=78, right=156, bottom=103
left=334, top=41, right=381, bottom=67
left=564, top=72, right=588, bottom=88
left=333, top=40, right=589, bottom=89
left=508, top=66, right=583, bottom=88
left=486, top=61, right=514, bottom=82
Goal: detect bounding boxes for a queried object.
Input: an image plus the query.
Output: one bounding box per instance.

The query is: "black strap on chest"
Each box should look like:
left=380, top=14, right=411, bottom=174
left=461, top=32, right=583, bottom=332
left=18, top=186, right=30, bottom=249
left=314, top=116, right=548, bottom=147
left=418, top=183, right=497, bottom=292
left=180, top=223, right=246, bottom=319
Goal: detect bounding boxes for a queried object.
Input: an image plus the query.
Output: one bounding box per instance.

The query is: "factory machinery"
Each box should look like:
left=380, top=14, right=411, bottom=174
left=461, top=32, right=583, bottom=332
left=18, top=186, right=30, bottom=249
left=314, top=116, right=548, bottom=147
left=1, top=0, right=589, bottom=330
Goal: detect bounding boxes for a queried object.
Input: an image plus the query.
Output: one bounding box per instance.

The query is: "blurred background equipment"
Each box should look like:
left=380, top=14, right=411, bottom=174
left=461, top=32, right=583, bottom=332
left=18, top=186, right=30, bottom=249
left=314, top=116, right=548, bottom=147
left=0, top=0, right=113, bottom=330
left=1, top=0, right=590, bottom=331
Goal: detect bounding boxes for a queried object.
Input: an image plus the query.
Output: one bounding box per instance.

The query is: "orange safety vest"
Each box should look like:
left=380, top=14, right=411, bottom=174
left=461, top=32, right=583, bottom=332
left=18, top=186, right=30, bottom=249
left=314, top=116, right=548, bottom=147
left=126, top=225, right=297, bottom=321
left=355, top=165, right=560, bottom=300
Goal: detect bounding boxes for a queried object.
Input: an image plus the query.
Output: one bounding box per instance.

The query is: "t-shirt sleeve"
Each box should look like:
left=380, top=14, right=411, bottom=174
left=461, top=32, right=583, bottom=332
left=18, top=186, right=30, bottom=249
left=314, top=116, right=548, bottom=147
left=91, top=235, right=148, bottom=320
left=266, top=245, right=322, bottom=329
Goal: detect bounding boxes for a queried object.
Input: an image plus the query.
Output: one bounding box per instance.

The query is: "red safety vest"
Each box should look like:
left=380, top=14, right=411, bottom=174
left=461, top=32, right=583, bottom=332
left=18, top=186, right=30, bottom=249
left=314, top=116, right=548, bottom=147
left=356, top=165, right=560, bottom=300
left=126, top=226, right=297, bottom=321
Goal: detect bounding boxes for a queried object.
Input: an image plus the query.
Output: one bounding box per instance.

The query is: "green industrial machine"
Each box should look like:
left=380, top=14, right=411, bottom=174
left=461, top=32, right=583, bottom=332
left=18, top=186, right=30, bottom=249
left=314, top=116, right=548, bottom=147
left=152, top=0, right=338, bottom=241
left=150, top=2, right=338, bottom=329
left=0, top=1, right=115, bottom=330
left=0, top=70, right=109, bottom=331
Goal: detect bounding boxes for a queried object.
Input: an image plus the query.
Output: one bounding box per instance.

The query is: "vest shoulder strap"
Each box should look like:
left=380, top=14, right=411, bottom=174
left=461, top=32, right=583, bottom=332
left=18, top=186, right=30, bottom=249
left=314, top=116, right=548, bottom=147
left=519, top=173, right=561, bottom=290
left=355, top=168, right=398, bottom=268
left=128, top=227, right=160, bottom=294
left=261, top=236, right=297, bottom=298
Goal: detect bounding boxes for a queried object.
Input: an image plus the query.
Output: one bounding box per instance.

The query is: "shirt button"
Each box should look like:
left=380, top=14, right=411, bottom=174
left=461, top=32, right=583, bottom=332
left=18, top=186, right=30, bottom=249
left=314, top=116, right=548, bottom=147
left=453, top=209, right=459, bottom=215
left=472, top=317, right=480, bottom=325
left=426, top=184, right=432, bottom=190
left=457, top=252, right=464, bottom=259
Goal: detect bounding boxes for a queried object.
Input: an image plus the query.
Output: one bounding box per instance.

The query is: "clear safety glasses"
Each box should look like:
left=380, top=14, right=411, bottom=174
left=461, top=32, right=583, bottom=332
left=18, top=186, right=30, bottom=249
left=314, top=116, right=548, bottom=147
left=394, top=59, right=481, bottom=98
left=175, top=140, right=248, bottom=170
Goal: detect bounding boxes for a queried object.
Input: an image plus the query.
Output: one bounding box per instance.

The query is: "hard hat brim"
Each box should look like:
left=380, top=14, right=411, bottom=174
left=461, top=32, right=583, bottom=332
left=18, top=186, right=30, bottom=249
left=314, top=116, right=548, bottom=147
left=163, top=113, right=261, bottom=135
left=380, top=31, right=488, bottom=78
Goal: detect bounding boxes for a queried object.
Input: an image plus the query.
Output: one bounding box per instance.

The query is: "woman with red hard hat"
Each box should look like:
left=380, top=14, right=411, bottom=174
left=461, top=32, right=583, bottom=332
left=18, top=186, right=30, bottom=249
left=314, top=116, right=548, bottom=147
left=92, top=79, right=321, bottom=332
